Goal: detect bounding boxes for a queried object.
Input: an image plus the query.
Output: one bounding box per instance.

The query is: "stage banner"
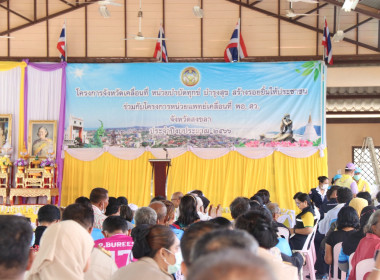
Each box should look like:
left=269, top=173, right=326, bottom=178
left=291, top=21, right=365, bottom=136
left=65, top=62, right=326, bottom=149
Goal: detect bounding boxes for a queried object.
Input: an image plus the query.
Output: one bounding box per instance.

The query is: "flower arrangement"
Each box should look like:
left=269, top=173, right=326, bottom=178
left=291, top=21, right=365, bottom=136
left=0, top=156, right=12, bottom=167
left=40, top=158, right=55, bottom=168
left=14, top=158, right=28, bottom=167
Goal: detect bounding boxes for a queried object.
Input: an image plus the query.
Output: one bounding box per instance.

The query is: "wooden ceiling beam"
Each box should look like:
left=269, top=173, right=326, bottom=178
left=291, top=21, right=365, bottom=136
left=0, top=4, right=32, bottom=23
left=320, top=0, right=380, bottom=20
left=292, top=3, right=329, bottom=21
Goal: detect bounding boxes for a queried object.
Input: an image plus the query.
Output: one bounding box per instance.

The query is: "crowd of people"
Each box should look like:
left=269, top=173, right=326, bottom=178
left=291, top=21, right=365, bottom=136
left=1, top=162, right=380, bottom=280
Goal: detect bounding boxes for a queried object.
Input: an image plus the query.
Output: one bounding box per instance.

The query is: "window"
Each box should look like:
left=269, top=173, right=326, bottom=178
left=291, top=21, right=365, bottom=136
left=352, top=146, right=380, bottom=185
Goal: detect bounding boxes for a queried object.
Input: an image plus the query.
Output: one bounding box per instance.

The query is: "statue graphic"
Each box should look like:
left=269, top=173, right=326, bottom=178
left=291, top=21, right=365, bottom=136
left=273, top=114, right=295, bottom=142
left=92, top=120, right=105, bottom=147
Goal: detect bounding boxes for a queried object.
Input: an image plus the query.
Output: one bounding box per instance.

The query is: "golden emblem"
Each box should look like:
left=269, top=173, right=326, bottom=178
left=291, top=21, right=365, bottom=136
left=181, top=67, right=200, bottom=87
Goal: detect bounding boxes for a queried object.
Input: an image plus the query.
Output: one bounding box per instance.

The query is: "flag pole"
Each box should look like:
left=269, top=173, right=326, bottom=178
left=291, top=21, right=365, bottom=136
left=160, top=24, right=163, bottom=63
left=237, top=18, right=240, bottom=62
left=65, top=19, right=67, bottom=62
left=322, top=16, right=326, bottom=63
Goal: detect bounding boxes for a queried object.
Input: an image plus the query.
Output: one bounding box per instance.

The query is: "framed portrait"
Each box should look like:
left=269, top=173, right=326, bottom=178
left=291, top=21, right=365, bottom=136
left=28, top=120, right=57, bottom=158
left=0, top=114, right=12, bottom=149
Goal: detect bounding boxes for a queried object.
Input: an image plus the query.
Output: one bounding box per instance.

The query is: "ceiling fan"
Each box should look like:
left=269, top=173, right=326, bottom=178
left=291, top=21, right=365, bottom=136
left=286, top=2, right=319, bottom=17
left=123, top=0, right=167, bottom=41
left=0, top=36, right=14, bottom=39
left=332, top=8, right=345, bottom=42
left=65, top=0, right=122, bottom=18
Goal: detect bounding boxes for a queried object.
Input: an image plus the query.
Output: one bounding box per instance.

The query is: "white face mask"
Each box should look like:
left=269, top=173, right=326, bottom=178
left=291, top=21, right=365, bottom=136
left=163, top=248, right=182, bottom=274
left=321, top=184, right=329, bottom=190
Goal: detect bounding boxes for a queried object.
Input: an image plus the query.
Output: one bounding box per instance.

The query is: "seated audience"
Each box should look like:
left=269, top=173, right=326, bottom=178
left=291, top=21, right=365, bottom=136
left=105, top=201, right=121, bottom=217
left=255, top=189, right=271, bottom=205
left=319, top=187, right=353, bottom=235
left=150, top=196, right=166, bottom=203
left=134, top=207, right=157, bottom=226
left=90, top=188, right=109, bottom=229
left=120, top=204, right=133, bottom=223
left=117, top=196, right=128, bottom=206
left=319, top=185, right=340, bottom=220
left=75, top=196, right=91, bottom=205
left=235, top=209, right=301, bottom=277
left=309, top=176, right=329, bottom=210
left=95, top=216, right=134, bottom=268
left=289, top=192, right=317, bottom=250
left=349, top=197, right=368, bottom=216
left=174, top=194, right=200, bottom=230
left=324, top=206, right=359, bottom=278
left=27, top=220, right=94, bottom=280
left=377, top=191, right=380, bottom=210
left=162, top=200, right=184, bottom=240
left=0, top=215, right=33, bottom=280
left=267, top=202, right=290, bottom=239
left=229, top=197, right=250, bottom=220
left=180, top=221, right=220, bottom=277
left=112, top=225, right=180, bottom=280
left=149, top=201, right=167, bottom=225
left=188, top=249, right=276, bottom=280
left=356, top=191, right=372, bottom=206
left=33, top=204, right=60, bottom=247
left=62, top=203, right=118, bottom=280
left=170, top=192, right=183, bottom=220
left=349, top=209, right=380, bottom=280
left=338, top=206, right=376, bottom=274
left=210, top=217, right=233, bottom=229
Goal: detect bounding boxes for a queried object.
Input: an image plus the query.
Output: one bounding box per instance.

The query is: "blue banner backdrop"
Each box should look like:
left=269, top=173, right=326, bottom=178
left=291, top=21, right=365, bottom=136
left=65, top=61, right=326, bottom=149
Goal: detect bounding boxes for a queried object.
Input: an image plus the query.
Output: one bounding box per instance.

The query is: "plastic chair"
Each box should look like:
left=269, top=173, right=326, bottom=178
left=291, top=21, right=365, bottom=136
left=349, top=253, right=354, bottom=274
left=356, top=258, right=375, bottom=280
left=293, top=220, right=319, bottom=280
left=278, top=226, right=290, bottom=241
left=330, top=242, right=346, bottom=280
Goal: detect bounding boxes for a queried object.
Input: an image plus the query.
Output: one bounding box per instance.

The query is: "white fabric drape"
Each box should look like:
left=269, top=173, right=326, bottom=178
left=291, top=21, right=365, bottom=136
left=27, top=66, right=62, bottom=121
left=64, top=146, right=326, bottom=161
left=0, top=66, right=21, bottom=158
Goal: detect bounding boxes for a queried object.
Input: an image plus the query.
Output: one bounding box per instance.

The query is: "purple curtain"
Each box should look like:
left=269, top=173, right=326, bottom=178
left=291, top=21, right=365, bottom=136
left=24, top=61, right=67, bottom=205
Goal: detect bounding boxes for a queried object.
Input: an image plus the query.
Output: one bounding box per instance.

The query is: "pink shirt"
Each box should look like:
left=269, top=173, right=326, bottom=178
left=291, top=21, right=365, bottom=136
left=94, top=234, right=134, bottom=268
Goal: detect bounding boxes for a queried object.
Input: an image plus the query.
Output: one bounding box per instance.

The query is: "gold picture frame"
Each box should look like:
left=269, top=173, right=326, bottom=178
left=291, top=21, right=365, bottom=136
left=0, top=114, right=12, bottom=149
left=28, top=120, right=57, bottom=158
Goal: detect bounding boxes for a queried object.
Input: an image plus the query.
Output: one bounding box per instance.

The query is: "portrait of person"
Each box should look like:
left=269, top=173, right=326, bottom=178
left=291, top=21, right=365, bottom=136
left=0, top=115, right=12, bottom=149
left=28, top=121, right=57, bottom=158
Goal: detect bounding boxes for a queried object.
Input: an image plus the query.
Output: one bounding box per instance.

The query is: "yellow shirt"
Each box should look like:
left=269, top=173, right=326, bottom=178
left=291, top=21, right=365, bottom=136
left=301, top=211, right=314, bottom=228
left=357, top=178, right=370, bottom=192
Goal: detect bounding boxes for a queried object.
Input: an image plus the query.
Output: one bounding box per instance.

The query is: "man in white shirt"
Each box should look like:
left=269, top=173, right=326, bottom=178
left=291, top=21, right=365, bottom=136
left=318, top=187, right=353, bottom=235
left=90, top=187, right=109, bottom=230
left=171, top=191, right=183, bottom=221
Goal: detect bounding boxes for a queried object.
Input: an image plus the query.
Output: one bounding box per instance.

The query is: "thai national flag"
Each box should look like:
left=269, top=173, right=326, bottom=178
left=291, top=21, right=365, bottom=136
left=322, top=19, right=333, bottom=65
left=57, top=23, right=66, bottom=61
left=153, top=25, right=168, bottom=63
left=224, top=22, right=248, bottom=62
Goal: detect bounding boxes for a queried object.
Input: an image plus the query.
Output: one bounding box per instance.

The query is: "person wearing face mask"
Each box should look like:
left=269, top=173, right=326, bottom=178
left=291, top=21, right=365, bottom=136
left=112, top=224, right=181, bottom=280
left=309, top=176, right=329, bottom=210
left=90, top=188, right=110, bottom=230
left=353, top=167, right=371, bottom=193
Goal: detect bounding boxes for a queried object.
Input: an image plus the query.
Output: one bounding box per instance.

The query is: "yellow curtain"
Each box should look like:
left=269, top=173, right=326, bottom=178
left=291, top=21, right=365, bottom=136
left=61, top=152, right=154, bottom=207
left=0, top=61, right=27, bottom=153
left=61, top=149, right=328, bottom=211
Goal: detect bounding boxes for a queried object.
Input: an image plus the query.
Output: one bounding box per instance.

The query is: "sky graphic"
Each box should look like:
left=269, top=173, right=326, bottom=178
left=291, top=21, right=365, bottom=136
left=66, top=62, right=325, bottom=141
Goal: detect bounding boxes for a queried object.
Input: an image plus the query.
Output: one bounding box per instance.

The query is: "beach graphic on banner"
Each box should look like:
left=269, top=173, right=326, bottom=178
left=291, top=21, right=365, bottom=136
left=65, top=62, right=326, bottom=148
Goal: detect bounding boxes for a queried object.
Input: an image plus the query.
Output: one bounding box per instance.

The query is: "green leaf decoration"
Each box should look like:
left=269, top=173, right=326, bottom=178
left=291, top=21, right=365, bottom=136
left=318, top=63, right=321, bottom=73
left=302, top=61, right=315, bottom=68
left=313, top=69, right=320, bottom=81
left=313, top=137, right=321, bottom=146
left=295, top=69, right=301, bottom=73
left=235, top=143, right=246, bottom=147
left=302, top=68, right=314, bottom=76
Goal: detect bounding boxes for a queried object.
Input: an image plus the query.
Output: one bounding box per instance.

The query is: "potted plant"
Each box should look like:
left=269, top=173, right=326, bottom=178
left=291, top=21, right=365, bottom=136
left=0, top=156, right=12, bottom=173
left=14, top=158, right=28, bottom=173
left=40, top=158, right=55, bottom=173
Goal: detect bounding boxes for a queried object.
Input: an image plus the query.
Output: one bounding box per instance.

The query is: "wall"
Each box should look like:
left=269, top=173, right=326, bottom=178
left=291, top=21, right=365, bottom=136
left=326, top=123, right=380, bottom=179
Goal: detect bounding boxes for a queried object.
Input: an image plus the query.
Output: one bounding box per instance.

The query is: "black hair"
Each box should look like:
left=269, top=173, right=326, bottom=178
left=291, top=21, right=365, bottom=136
left=318, top=176, right=329, bottom=184
left=336, top=206, right=360, bottom=230
left=0, top=215, right=33, bottom=276
left=199, top=196, right=210, bottom=212
left=293, top=192, right=314, bottom=208
left=255, top=189, right=270, bottom=204
left=120, top=205, right=133, bottom=222
left=356, top=192, right=372, bottom=206
left=75, top=196, right=91, bottom=206
left=89, top=188, right=108, bottom=204
left=230, top=197, right=250, bottom=219
left=359, top=206, right=377, bottom=231
left=235, top=210, right=278, bottom=249
left=337, top=187, right=353, bottom=204
left=117, top=196, right=128, bottom=206
left=249, top=195, right=264, bottom=205
left=105, top=202, right=120, bottom=216
left=190, top=229, right=259, bottom=264
left=326, top=185, right=340, bottom=200
left=210, top=217, right=232, bottom=228
left=37, top=204, right=60, bottom=223
left=376, top=191, right=380, bottom=203
left=180, top=221, right=220, bottom=266
left=108, top=197, right=117, bottom=206
left=103, top=216, right=128, bottom=233
left=190, top=190, right=204, bottom=197
left=62, top=203, right=94, bottom=230
left=177, top=194, right=200, bottom=226
left=150, top=195, right=166, bottom=203
left=249, top=201, right=264, bottom=211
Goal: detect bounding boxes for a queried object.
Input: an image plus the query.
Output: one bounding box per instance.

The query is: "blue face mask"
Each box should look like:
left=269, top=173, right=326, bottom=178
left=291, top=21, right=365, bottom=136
left=163, top=248, right=182, bottom=275
left=354, top=175, right=361, bottom=181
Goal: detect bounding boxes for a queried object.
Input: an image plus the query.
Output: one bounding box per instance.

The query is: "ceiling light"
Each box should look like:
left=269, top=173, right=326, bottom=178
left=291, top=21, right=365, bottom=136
left=342, top=0, right=359, bottom=12
left=332, top=30, right=345, bottom=42
left=193, top=6, right=203, bottom=18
